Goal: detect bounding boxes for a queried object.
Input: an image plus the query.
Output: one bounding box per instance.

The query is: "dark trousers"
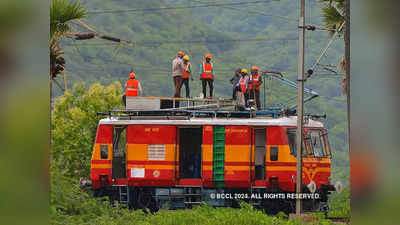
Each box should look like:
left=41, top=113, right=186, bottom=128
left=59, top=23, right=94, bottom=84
left=122, top=95, right=126, bottom=107
left=244, top=92, right=249, bottom=107
left=173, top=76, right=184, bottom=107
left=182, top=78, right=190, bottom=98
left=201, top=79, right=214, bottom=98
left=232, top=87, right=239, bottom=100
left=249, top=89, right=261, bottom=110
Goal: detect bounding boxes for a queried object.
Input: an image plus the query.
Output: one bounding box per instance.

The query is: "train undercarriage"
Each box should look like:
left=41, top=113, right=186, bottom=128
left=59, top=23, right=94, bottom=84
left=94, top=184, right=335, bottom=215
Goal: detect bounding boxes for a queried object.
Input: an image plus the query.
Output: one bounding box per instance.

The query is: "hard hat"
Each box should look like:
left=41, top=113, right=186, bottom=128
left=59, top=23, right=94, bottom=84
left=177, top=51, right=185, bottom=56
left=251, top=66, right=259, bottom=71
left=205, top=53, right=212, bottom=59
left=183, top=55, right=190, bottom=60
left=241, top=68, right=248, bottom=74
left=129, top=72, right=136, bottom=79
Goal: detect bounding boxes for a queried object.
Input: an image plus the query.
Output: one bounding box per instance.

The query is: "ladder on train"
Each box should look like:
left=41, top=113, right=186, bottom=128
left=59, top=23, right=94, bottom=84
left=183, top=187, right=203, bottom=207
left=119, top=186, right=129, bottom=204
left=213, top=126, right=225, bottom=188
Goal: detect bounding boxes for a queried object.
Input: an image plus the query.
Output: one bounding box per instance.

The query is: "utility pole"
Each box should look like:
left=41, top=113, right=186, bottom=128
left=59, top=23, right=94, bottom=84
left=296, top=0, right=305, bottom=217
left=345, top=0, right=350, bottom=152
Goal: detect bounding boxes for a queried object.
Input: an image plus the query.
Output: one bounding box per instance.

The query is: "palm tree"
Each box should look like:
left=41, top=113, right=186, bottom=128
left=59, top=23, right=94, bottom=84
left=319, top=0, right=345, bottom=35
left=50, top=0, right=87, bottom=94
left=318, top=0, right=347, bottom=94
left=319, top=0, right=350, bottom=145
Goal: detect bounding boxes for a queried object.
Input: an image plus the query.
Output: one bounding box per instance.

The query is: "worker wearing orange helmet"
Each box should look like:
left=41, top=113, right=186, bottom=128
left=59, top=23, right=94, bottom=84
left=122, top=71, right=142, bottom=106
left=172, top=51, right=185, bottom=106
left=248, top=66, right=263, bottom=110
left=199, top=53, right=215, bottom=99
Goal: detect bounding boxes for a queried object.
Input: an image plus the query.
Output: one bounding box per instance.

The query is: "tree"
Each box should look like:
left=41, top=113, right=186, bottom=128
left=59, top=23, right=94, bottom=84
left=318, top=0, right=345, bottom=36
left=52, top=82, right=123, bottom=177
left=50, top=0, right=87, bottom=93
left=318, top=0, right=348, bottom=95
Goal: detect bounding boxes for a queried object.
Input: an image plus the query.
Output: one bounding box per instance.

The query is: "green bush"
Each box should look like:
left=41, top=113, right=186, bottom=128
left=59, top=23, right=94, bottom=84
left=52, top=82, right=123, bottom=178
left=328, top=188, right=350, bottom=218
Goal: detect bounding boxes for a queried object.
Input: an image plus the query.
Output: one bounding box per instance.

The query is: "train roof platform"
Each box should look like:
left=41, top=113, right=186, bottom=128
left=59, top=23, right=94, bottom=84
left=98, top=114, right=323, bottom=128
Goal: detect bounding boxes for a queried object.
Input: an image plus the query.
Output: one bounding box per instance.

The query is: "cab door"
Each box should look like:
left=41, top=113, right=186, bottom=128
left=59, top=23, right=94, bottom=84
left=112, top=125, right=127, bottom=179
left=178, top=127, right=202, bottom=180
left=253, top=128, right=267, bottom=185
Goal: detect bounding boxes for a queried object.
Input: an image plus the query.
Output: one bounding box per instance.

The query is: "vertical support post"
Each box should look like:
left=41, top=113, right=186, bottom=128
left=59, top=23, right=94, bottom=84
left=296, top=0, right=305, bottom=217
left=263, top=78, right=266, bottom=110
left=50, top=74, right=53, bottom=160
left=63, top=71, right=67, bottom=91
left=345, top=0, right=350, bottom=151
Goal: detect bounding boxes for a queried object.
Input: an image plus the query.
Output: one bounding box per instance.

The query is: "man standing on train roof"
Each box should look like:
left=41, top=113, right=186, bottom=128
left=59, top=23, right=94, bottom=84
left=236, top=68, right=250, bottom=107
left=122, top=71, right=142, bottom=106
left=199, top=53, right=215, bottom=99
left=182, top=55, right=193, bottom=98
left=230, top=68, right=242, bottom=100
left=248, top=66, right=263, bottom=110
left=172, top=50, right=185, bottom=98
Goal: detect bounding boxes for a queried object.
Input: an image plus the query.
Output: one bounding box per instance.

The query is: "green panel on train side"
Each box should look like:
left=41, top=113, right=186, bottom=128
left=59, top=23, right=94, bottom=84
left=213, top=126, right=225, bottom=188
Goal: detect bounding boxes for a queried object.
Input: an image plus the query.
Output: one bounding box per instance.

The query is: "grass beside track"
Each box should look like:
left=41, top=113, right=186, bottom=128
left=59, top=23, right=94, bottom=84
left=51, top=170, right=350, bottom=225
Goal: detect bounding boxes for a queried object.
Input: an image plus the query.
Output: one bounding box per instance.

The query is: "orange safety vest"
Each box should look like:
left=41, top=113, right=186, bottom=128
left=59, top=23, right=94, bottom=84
left=201, top=61, right=214, bottom=79
left=249, top=73, right=261, bottom=91
left=239, top=77, right=248, bottom=93
left=125, top=79, right=139, bottom=96
left=182, top=63, right=191, bottom=79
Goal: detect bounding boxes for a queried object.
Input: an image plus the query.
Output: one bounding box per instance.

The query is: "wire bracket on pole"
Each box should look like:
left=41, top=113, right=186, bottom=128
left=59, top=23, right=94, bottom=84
left=298, top=25, right=316, bottom=31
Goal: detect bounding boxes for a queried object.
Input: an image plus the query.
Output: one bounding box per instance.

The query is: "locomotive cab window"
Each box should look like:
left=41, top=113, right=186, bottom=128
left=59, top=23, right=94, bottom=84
left=325, top=131, right=332, bottom=158
left=286, top=128, right=307, bottom=157
left=308, top=130, right=327, bottom=157
left=112, top=125, right=127, bottom=178
left=100, top=144, right=108, bottom=159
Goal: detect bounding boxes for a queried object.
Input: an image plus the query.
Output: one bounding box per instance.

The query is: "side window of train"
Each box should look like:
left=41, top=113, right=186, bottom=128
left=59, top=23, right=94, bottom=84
left=100, top=144, right=108, bottom=159
left=113, top=126, right=127, bottom=156
left=286, top=128, right=307, bottom=157
left=308, top=130, right=326, bottom=157
left=323, top=130, right=332, bottom=158
left=270, top=146, right=278, bottom=161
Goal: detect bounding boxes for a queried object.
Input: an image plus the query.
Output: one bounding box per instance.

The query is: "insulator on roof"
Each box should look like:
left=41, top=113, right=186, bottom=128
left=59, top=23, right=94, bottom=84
left=75, top=33, right=96, bottom=40
left=100, top=35, right=121, bottom=42
left=55, top=56, right=65, bottom=65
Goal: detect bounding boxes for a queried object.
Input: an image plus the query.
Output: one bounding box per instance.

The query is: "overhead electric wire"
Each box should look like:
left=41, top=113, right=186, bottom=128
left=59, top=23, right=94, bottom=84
left=321, top=95, right=346, bottom=103
left=188, top=0, right=297, bottom=23
left=87, top=0, right=279, bottom=14
left=64, top=36, right=298, bottom=48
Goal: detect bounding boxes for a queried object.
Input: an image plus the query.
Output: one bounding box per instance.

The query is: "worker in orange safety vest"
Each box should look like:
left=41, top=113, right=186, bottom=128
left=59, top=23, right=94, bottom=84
left=236, top=68, right=249, bottom=107
left=248, top=66, right=263, bottom=110
left=182, top=55, right=193, bottom=98
left=122, top=72, right=142, bottom=106
left=199, top=53, right=214, bottom=98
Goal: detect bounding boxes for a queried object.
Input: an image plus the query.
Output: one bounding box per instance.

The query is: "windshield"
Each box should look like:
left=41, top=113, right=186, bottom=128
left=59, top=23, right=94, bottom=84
left=307, top=129, right=329, bottom=158
left=286, top=128, right=307, bottom=157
